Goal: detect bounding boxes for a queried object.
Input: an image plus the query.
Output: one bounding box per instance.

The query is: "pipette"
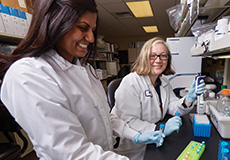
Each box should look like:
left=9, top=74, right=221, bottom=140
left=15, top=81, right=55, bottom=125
left=195, top=73, right=206, bottom=114
left=156, top=124, right=165, bottom=148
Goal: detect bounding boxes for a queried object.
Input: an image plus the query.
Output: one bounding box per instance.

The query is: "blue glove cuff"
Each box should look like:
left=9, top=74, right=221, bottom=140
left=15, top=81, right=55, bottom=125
left=133, top=133, right=142, bottom=144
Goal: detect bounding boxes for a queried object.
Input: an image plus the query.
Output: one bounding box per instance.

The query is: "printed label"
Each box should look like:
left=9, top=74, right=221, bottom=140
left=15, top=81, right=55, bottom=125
left=18, top=0, right=26, bottom=8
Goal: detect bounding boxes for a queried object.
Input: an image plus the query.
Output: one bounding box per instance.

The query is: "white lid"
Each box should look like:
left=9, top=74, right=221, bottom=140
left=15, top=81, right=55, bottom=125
left=195, top=114, right=210, bottom=124
left=209, top=92, right=215, bottom=98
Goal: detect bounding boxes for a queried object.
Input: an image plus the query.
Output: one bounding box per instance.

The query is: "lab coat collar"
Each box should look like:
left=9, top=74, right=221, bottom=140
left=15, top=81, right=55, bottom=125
left=46, top=50, right=81, bottom=71
left=159, top=77, right=168, bottom=87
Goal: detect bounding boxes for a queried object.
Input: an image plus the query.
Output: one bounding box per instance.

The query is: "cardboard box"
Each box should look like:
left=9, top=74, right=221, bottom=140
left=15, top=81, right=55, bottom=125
left=8, top=7, right=22, bottom=35
left=0, top=4, right=15, bottom=34
left=25, top=0, right=34, bottom=14
left=0, top=8, right=5, bottom=32
left=0, top=0, right=28, bottom=12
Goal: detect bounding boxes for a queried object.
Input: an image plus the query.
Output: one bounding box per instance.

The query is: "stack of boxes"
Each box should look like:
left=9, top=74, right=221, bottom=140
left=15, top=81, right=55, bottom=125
left=0, top=0, right=33, bottom=36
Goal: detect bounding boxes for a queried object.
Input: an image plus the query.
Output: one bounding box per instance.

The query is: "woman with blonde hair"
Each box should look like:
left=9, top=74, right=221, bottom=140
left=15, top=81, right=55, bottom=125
left=112, top=37, right=205, bottom=160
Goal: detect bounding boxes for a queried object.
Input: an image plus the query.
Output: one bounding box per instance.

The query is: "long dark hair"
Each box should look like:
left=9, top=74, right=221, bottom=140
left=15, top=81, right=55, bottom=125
left=0, top=0, right=98, bottom=80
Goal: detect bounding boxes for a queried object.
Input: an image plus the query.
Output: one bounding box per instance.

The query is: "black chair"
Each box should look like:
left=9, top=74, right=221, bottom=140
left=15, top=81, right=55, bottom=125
left=117, top=66, right=130, bottom=78
left=107, top=78, right=123, bottom=149
left=107, top=78, right=122, bottom=110
left=0, top=102, right=28, bottom=160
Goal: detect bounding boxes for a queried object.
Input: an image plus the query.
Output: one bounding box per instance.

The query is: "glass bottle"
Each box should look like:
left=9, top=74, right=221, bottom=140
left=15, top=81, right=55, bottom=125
left=217, top=89, right=230, bottom=117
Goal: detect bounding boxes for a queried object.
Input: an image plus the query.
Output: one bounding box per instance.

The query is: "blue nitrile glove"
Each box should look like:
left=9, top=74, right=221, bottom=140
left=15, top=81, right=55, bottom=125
left=185, top=79, right=205, bottom=103
left=133, top=131, right=165, bottom=146
left=164, top=116, right=182, bottom=136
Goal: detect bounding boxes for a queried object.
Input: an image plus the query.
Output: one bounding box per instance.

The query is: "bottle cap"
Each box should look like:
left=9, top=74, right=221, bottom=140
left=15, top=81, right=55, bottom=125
left=175, top=112, right=180, bottom=116
left=221, top=141, right=228, bottom=148
left=222, top=89, right=230, bottom=95
left=221, top=85, right=227, bottom=90
left=222, top=148, right=229, bottom=154
left=160, top=124, right=165, bottom=128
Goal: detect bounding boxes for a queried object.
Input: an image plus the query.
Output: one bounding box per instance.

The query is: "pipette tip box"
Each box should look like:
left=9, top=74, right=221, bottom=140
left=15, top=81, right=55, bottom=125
left=193, top=114, right=211, bottom=137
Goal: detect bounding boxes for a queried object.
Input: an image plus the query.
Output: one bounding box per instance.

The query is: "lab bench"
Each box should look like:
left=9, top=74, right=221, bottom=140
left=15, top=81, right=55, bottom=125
left=144, top=109, right=226, bottom=160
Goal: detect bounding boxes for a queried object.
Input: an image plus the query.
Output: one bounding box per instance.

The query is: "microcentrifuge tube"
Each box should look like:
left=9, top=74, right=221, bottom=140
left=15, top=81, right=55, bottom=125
left=175, top=112, right=180, bottom=133
left=156, top=124, right=165, bottom=148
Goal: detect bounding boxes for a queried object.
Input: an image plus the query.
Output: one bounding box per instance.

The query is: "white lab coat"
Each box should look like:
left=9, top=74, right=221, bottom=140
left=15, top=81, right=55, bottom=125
left=1, top=50, right=138, bottom=160
left=111, top=72, right=194, bottom=160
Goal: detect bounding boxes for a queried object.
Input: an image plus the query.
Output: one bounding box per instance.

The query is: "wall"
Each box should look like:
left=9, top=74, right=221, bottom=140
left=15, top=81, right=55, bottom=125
left=104, top=35, right=168, bottom=50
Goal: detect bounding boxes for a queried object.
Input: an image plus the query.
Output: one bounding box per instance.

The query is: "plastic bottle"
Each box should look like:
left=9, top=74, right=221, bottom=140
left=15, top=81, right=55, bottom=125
left=217, top=89, right=230, bottom=117
left=197, top=94, right=206, bottom=114
left=195, top=73, right=206, bottom=115
left=216, top=85, right=227, bottom=100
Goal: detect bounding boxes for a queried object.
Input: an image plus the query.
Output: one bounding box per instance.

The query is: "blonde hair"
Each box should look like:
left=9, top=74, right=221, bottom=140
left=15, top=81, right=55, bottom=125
left=131, top=37, right=175, bottom=75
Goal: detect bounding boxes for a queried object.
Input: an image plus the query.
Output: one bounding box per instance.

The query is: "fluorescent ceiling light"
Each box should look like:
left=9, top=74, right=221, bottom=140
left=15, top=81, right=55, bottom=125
left=214, top=55, right=230, bottom=59
left=126, top=1, right=153, bottom=18
left=143, top=26, right=158, bottom=33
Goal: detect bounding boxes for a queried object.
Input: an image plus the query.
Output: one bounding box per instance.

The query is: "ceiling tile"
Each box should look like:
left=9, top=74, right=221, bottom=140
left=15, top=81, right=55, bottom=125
left=97, top=4, right=116, bottom=20
left=102, top=3, right=130, bottom=13
left=150, top=0, right=176, bottom=34
left=136, top=17, right=157, bottom=26
left=96, top=0, right=176, bottom=39
left=98, top=21, right=134, bottom=37
left=96, top=0, right=123, bottom=4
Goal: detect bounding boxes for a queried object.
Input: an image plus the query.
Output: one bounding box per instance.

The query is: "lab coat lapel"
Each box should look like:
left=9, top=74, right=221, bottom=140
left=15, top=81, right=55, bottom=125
left=159, top=77, right=168, bottom=117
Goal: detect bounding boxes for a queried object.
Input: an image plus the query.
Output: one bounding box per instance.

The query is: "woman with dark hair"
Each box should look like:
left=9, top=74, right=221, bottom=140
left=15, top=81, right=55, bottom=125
left=0, top=1, right=165, bottom=159
left=111, top=37, right=205, bottom=160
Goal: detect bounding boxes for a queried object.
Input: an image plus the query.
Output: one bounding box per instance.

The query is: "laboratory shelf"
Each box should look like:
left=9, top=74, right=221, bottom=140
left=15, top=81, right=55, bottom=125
left=175, top=0, right=230, bottom=37
left=191, top=35, right=230, bottom=57
left=208, top=35, right=230, bottom=55
left=0, top=31, right=24, bottom=44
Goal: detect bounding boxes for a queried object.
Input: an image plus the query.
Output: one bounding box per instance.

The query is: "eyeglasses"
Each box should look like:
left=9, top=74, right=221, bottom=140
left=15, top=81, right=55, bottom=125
left=150, top=54, right=168, bottom=60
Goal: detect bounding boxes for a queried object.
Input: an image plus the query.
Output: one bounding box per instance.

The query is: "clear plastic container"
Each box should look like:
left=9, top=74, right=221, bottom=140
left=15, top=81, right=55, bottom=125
left=216, top=85, right=227, bottom=100
left=217, top=89, right=230, bottom=117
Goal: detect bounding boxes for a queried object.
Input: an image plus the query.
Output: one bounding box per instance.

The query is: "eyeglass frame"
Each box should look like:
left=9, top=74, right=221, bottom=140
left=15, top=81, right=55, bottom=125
left=149, top=54, right=168, bottom=60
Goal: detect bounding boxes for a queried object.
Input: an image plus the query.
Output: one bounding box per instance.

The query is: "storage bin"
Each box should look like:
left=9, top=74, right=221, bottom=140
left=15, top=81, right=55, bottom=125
left=208, top=101, right=230, bottom=138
